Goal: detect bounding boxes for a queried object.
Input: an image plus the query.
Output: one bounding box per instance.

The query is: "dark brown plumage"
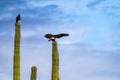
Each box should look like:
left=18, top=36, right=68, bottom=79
left=16, top=14, right=21, bottom=23
left=44, top=33, right=69, bottom=41
left=54, top=33, right=69, bottom=38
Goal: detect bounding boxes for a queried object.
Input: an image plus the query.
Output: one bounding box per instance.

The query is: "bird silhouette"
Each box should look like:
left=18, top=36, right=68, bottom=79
left=44, top=33, right=69, bottom=41
left=16, top=14, right=21, bottom=23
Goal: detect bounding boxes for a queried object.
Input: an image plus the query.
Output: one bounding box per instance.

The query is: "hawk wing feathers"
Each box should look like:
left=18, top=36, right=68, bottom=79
left=44, top=33, right=69, bottom=41
left=54, top=33, right=69, bottom=38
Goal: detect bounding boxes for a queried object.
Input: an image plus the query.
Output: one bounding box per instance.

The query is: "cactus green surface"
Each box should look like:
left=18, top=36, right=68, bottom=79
left=13, top=21, right=21, bottom=80
left=52, top=41, right=59, bottom=80
left=31, top=66, right=37, bottom=80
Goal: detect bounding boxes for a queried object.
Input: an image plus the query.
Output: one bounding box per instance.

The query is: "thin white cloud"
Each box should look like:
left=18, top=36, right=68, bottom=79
left=0, top=73, right=12, bottom=80
left=0, top=32, right=7, bottom=36
left=0, top=0, right=120, bottom=80
left=21, top=30, right=38, bottom=38
left=0, top=13, right=12, bottom=20
left=55, top=22, right=92, bottom=44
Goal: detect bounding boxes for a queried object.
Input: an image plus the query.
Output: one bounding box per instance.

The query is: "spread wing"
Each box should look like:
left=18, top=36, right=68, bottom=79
left=44, top=34, right=53, bottom=39
left=54, top=33, right=69, bottom=38
left=44, top=33, right=69, bottom=41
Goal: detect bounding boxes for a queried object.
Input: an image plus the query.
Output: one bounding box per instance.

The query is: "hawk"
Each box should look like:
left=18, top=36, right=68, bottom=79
left=44, top=33, right=69, bottom=41
left=16, top=14, right=21, bottom=23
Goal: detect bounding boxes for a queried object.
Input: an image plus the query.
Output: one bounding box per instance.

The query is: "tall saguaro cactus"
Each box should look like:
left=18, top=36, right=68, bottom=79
left=13, top=14, right=21, bottom=80
left=44, top=33, right=69, bottom=80
left=52, top=41, right=59, bottom=80
left=30, top=66, right=37, bottom=80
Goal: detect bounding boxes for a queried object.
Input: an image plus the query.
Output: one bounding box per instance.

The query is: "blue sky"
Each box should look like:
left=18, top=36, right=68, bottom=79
left=0, top=0, right=120, bottom=80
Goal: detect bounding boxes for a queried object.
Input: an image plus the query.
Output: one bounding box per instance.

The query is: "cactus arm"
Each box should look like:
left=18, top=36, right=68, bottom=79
left=30, top=66, right=37, bottom=80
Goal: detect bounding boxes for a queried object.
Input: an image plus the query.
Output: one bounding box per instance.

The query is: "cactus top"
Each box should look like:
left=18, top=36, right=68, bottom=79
left=32, top=66, right=37, bottom=71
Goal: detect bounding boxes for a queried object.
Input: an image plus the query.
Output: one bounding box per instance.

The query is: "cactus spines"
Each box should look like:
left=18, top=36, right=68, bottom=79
left=30, top=66, right=37, bottom=80
left=52, top=41, right=59, bottom=80
left=13, top=14, right=21, bottom=80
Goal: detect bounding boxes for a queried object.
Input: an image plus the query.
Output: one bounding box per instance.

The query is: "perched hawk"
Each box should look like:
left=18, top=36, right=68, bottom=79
left=16, top=14, right=21, bottom=23
left=44, top=33, right=69, bottom=41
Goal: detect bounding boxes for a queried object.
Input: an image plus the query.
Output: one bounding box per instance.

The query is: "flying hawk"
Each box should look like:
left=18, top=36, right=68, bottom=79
left=16, top=14, right=21, bottom=23
left=44, top=33, right=69, bottom=41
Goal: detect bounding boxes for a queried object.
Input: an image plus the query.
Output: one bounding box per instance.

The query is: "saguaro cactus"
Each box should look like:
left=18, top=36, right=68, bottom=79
left=30, top=66, right=37, bottom=80
left=52, top=41, right=59, bottom=80
left=44, top=33, right=69, bottom=80
left=13, top=14, right=21, bottom=80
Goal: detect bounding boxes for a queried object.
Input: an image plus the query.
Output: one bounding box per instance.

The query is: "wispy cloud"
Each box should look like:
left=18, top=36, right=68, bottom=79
left=86, top=0, right=107, bottom=10
left=0, top=0, right=120, bottom=80
left=102, top=6, right=120, bottom=17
